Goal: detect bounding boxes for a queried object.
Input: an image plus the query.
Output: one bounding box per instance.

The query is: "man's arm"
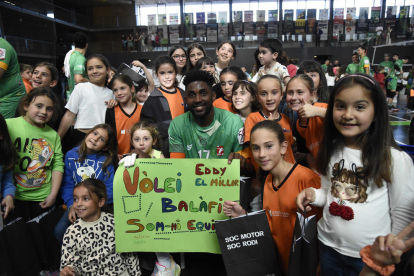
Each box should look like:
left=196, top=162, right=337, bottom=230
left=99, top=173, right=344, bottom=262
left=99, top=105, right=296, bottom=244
left=74, top=74, right=88, bottom=84
left=0, top=68, right=5, bottom=79
left=365, top=66, right=370, bottom=75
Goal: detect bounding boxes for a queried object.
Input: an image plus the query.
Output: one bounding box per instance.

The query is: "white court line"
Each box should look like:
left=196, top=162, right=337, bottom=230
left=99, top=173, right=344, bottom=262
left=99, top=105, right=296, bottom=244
left=389, top=114, right=410, bottom=122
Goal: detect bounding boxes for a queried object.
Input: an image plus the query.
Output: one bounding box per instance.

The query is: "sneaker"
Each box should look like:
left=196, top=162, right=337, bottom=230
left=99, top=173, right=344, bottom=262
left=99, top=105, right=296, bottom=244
left=15, top=169, right=46, bottom=188
left=391, top=108, right=400, bottom=112
left=410, top=110, right=414, bottom=114
left=27, top=138, right=53, bottom=173
left=154, top=256, right=181, bottom=276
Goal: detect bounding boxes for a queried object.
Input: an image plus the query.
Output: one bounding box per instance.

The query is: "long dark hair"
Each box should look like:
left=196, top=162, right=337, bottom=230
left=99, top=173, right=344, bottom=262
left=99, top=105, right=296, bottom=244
left=111, top=74, right=136, bottom=103
left=168, top=45, right=187, bottom=74
left=0, top=114, right=17, bottom=172
left=186, top=43, right=207, bottom=72
left=77, top=124, right=118, bottom=177
left=231, top=80, right=261, bottom=114
left=85, top=54, right=110, bottom=86
left=297, top=61, right=329, bottom=103
left=316, top=74, right=399, bottom=188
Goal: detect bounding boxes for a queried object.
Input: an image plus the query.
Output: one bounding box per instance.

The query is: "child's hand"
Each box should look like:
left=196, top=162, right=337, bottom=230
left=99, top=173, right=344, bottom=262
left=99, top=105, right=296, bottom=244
left=105, top=99, right=118, bottom=108
left=1, top=195, right=14, bottom=219
left=265, top=112, right=280, bottom=121
left=369, top=220, right=414, bottom=267
left=298, top=103, right=317, bottom=118
left=68, top=206, right=77, bottom=223
left=131, top=60, right=145, bottom=68
left=223, top=201, right=245, bottom=218
left=296, top=188, right=315, bottom=213
left=60, top=266, right=75, bottom=276
left=39, top=194, right=56, bottom=209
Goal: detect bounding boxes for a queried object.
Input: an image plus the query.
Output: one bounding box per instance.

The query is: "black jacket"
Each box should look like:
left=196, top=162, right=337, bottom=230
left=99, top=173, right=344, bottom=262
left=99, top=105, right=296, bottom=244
left=140, top=87, right=185, bottom=157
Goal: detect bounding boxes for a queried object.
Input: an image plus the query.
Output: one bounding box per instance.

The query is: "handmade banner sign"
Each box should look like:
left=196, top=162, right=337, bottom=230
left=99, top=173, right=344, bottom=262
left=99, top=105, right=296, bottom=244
left=114, top=159, right=240, bottom=254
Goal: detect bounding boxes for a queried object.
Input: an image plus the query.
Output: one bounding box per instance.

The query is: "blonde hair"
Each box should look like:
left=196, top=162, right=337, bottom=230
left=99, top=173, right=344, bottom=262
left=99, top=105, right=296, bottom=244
left=130, top=121, right=162, bottom=151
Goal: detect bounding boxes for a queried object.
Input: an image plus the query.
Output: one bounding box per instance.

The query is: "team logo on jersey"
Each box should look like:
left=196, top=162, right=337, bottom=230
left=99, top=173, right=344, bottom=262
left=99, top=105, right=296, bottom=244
left=216, top=146, right=224, bottom=156
left=187, top=144, right=192, bottom=150
left=238, top=128, right=245, bottom=145
left=0, top=48, right=5, bottom=60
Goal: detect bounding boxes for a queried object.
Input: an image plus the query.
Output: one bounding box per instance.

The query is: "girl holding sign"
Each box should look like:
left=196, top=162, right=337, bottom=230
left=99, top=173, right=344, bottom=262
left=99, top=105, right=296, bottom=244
left=223, top=120, right=321, bottom=274
left=60, top=178, right=141, bottom=276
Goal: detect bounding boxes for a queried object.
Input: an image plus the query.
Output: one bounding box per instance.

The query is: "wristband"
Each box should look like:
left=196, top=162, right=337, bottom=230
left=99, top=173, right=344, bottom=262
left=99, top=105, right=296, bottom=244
left=360, top=245, right=395, bottom=276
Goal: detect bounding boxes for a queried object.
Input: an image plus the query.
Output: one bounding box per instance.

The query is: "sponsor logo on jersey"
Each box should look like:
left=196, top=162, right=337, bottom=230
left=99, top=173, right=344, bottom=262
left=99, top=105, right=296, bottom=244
left=282, top=128, right=290, bottom=133
left=187, top=144, right=192, bottom=150
left=0, top=48, right=5, bottom=60
left=216, top=146, right=224, bottom=156
left=238, top=127, right=245, bottom=145
left=268, top=209, right=289, bottom=217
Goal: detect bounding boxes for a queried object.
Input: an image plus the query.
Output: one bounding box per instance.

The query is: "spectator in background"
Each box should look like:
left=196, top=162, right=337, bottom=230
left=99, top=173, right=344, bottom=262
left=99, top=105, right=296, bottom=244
left=150, top=32, right=155, bottom=51
left=68, top=32, right=89, bottom=94
left=141, top=31, right=147, bottom=52
left=127, top=34, right=133, bottom=52
left=375, top=25, right=383, bottom=45
left=134, top=32, right=141, bottom=52
left=0, top=37, right=26, bottom=119
left=314, top=25, right=323, bottom=47
left=155, top=32, right=160, bottom=50
left=238, top=28, right=245, bottom=48
left=287, top=58, right=298, bottom=78
left=321, top=59, right=329, bottom=73
left=386, top=25, right=392, bottom=44
left=19, top=63, right=33, bottom=94
left=241, top=66, right=250, bottom=80
left=121, top=34, right=127, bottom=52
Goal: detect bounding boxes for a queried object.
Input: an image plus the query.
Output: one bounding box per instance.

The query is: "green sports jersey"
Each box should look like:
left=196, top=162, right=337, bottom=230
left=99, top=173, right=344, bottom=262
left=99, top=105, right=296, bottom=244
left=0, top=38, right=26, bottom=118
left=68, top=50, right=88, bottom=93
left=169, top=107, right=244, bottom=159
left=321, top=64, right=327, bottom=73
left=379, top=61, right=393, bottom=76
left=346, top=63, right=358, bottom=74
left=358, top=56, right=370, bottom=74
left=389, top=59, right=403, bottom=80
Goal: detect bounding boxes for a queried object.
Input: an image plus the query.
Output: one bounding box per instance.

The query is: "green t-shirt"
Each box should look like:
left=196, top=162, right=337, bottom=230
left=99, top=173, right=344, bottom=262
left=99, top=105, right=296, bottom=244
left=6, top=117, right=64, bottom=201
left=168, top=107, right=244, bottom=159
left=359, top=56, right=370, bottom=74
left=0, top=38, right=26, bottom=118
left=68, top=50, right=88, bottom=93
left=321, top=64, right=327, bottom=73
left=346, top=63, right=358, bottom=74
left=379, top=61, right=394, bottom=76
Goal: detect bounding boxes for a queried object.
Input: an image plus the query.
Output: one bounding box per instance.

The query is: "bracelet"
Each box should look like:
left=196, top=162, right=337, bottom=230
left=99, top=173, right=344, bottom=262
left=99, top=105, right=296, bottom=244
left=360, top=245, right=395, bottom=276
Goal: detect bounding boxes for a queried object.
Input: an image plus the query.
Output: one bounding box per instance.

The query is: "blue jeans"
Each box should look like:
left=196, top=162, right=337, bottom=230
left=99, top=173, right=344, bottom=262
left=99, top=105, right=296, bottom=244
left=54, top=209, right=72, bottom=246
left=319, top=241, right=364, bottom=276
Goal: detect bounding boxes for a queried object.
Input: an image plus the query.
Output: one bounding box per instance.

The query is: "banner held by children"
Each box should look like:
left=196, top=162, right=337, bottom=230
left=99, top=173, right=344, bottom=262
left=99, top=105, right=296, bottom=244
left=114, top=159, right=240, bottom=254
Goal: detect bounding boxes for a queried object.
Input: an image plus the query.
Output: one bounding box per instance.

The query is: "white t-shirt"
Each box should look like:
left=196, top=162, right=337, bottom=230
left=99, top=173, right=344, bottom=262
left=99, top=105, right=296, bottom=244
left=312, top=146, right=414, bottom=258
left=65, top=82, right=114, bottom=129
left=376, top=26, right=383, bottom=36
left=325, top=73, right=336, bottom=86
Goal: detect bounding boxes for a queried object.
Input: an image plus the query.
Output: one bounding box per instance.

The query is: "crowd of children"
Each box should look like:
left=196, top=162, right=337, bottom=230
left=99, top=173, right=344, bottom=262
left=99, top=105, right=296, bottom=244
left=0, top=35, right=414, bottom=276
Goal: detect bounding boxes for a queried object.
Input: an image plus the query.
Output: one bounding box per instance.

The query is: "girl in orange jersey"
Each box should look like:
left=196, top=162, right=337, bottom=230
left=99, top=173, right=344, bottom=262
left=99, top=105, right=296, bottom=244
left=224, top=120, right=321, bottom=274
left=286, top=74, right=327, bottom=170
left=244, top=75, right=295, bottom=164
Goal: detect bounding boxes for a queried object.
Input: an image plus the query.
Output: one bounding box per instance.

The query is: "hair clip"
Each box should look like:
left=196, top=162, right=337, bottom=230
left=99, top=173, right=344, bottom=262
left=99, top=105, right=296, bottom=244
left=337, top=74, right=375, bottom=85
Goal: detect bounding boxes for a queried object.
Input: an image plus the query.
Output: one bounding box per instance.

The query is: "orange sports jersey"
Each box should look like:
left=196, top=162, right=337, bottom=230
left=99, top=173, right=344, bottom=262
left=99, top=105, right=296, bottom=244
left=263, top=164, right=321, bottom=274
left=213, top=97, right=235, bottom=114
left=160, top=88, right=185, bottom=119
left=244, top=111, right=295, bottom=164
left=296, top=102, right=328, bottom=159
left=114, top=104, right=142, bottom=155
left=23, top=79, right=32, bottom=93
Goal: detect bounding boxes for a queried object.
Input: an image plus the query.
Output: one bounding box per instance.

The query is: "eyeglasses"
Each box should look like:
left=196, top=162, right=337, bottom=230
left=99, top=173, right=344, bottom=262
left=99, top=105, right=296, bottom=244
left=172, top=55, right=187, bottom=60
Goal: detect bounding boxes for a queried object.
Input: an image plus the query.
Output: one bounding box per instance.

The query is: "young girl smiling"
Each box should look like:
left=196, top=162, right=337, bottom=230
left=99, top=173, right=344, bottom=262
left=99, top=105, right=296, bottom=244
left=58, top=55, right=115, bottom=149
left=140, top=56, right=185, bottom=157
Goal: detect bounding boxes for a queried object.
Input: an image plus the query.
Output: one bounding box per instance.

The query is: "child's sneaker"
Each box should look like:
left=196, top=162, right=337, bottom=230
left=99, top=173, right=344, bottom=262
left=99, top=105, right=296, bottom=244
left=27, top=138, right=53, bottom=173
left=154, top=256, right=181, bottom=276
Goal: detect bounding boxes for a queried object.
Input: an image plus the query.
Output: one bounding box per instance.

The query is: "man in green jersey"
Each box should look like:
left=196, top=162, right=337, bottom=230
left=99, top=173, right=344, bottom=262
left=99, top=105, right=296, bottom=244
left=68, top=32, right=89, bottom=93
left=380, top=53, right=394, bottom=100
left=357, top=46, right=370, bottom=75
left=346, top=53, right=359, bottom=74
left=321, top=60, right=329, bottom=73
left=168, top=70, right=253, bottom=174
left=0, top=37, right=26, bottom=119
